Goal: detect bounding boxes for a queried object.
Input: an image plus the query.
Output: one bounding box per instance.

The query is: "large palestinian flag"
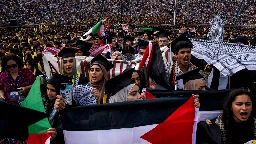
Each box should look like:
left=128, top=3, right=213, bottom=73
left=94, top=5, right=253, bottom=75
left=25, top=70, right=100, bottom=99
left=61, top=90, right=229, bottom=144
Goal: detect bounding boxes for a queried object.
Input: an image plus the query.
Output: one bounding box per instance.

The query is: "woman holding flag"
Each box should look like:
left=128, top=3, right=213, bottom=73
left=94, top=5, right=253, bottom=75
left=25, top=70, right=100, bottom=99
left=197, top=88, right=256, bottom=144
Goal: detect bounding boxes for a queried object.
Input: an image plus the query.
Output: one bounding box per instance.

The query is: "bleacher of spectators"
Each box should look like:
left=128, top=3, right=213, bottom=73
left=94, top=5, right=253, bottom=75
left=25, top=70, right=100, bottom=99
left=0, top=0, right=256, bottom=25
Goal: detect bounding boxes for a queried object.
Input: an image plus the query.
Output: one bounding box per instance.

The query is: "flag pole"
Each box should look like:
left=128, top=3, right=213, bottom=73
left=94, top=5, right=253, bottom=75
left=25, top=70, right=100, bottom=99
left=174, top=0, right=177, bottom=26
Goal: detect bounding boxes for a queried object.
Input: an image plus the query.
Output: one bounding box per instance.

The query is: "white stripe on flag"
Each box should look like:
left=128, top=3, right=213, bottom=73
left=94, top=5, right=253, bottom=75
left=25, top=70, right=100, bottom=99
left=64, top=124, right=157, bottom=144
left=63, top=110, right=221, bottom=144
left=145, top=42, right=152, bottom=66
left=45, top=137, right=51, bottom=144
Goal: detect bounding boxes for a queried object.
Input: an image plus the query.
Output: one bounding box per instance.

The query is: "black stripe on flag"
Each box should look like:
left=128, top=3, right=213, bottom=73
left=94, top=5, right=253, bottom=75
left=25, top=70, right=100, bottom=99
left=61, top=90, right=230, bottom=131
left=61, top=97, right=188, bottom=131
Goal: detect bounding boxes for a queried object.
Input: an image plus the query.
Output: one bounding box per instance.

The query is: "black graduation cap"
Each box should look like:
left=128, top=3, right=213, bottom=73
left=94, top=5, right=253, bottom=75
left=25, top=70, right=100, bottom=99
left=105, top=68, right=134, bottom=98
left=76, top=40, right=92, bottom=56
left=89, top=54, right=114, bottom=71
left=57, top=47, right=79, bottom=58
left=157, top=30, right=171, bottom=38
left=0, top=101, right=48, bottom=141
left=122, top=45, right=135, bottom=54
left=48, top=73, right=71, bottom=94
left=176, top=68, right=203, bottom=85
left=171, top=33, right=193, bottom=54
left=138, top=39, right=149, bottom=49
left=124, top=36, right=135, bottom=42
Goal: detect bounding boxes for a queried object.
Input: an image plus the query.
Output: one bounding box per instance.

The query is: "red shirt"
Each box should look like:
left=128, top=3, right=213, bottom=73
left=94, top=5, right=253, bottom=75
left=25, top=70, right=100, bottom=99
left=0, top=68, right=36, bottom=104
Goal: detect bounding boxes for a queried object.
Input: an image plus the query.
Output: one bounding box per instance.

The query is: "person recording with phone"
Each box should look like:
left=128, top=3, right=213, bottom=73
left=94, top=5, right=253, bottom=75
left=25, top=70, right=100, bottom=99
left=54, top=54, right=114, bottom=110
left=0, top=54, right=35, bottom=105
left=44, top=73, right=71, bottom=144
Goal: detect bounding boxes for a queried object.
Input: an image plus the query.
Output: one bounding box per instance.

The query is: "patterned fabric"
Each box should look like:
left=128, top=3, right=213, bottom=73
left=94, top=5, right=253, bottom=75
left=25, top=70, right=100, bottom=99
left=176, top=63, right=198, bottom=89
left=42, top=47, right=60, bottom=55
left=190, top=38, right=256, bottom=76
left=160, top=46, right=171, bottom=76
left=3, top=138, right=27, bottom=144
left=121, top=54, right=136, bottom=61
left=72, top=71, right=80, bottom=87
left=72, top=84, right=97, bottom=106
left=215, top=115, right=256, bottom=144
left=89, top=44, right=111, bottom=57
left=207, top=15, right=224, bottom=42
left=0, top=68, right=36, bottom=105
left=134, top=54, right=143, bottom=62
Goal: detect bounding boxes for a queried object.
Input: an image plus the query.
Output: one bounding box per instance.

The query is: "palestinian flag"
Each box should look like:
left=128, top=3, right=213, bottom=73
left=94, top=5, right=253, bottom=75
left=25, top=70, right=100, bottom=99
left=83, top=19, right=106, bottom=38
left=61, top=90, right=229, bottom=144
left=21, top=77, right=51, bottom=144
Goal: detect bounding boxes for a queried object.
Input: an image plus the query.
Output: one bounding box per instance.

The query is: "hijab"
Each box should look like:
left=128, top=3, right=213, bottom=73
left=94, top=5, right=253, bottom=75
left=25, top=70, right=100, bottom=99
left=108, top=84, right=135, bottom=103
left=90, top=62, right=108, bottom=104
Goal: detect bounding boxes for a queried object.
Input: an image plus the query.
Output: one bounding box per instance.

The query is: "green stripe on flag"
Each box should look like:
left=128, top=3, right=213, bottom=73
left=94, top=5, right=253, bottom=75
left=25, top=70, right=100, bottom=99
left=92, top=20, right=102, bottom=35
left=21, top=77, right=51, bottom=134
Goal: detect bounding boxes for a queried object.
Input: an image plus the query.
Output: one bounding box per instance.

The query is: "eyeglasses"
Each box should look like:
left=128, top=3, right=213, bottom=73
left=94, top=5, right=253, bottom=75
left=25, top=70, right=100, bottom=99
left=6, top=64, right=18, bottom=69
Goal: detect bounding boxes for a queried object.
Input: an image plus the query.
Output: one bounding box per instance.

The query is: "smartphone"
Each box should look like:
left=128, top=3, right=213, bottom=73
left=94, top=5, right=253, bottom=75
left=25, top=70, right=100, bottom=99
left=60, top=83, right=73, bottom=105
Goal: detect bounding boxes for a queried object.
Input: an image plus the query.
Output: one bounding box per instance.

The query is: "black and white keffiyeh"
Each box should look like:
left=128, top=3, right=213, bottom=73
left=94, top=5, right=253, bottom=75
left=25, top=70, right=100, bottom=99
left=191, top=38, right=256, bottom=76
left=207, top=15, right=224, bottom=42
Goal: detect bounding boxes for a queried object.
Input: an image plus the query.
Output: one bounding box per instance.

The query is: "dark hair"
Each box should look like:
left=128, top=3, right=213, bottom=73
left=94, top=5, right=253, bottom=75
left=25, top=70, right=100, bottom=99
left=134, top=70, right=147, bottom=92
left=25, top=59, right=35, bottom=71
left=122, top=45, right=134, bottom=54
left=222, top=88, right=256, bottom=143
left=174, top=41, right=193, bottom=54
left=1, top=54, right=23, bottom=71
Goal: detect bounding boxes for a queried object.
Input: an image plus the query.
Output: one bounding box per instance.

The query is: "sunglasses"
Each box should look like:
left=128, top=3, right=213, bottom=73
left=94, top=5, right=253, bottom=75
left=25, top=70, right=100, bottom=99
left=7, top=64, right=18, bottom=69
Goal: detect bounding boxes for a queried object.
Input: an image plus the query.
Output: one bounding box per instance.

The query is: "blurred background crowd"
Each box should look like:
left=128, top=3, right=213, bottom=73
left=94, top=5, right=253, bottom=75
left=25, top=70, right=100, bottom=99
left=0, top=0, right=256, bottom=25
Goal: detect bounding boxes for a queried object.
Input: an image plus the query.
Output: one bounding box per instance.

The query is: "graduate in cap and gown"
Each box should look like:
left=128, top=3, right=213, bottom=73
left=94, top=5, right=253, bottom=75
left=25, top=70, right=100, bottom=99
left=134, top=39, right=149, bottom=62
left=57, top=47, right=87, bottom=87
left=155, top=30, right=173, bottom=76
left=106, top=68, right=143, bottom=103
left=75, top=40, right=92, bottom=56
left=54, top=54, right=114, bottom=109
left=45, top=73, right=71, bottom=144
left=121, top=45, right=136, bottom=61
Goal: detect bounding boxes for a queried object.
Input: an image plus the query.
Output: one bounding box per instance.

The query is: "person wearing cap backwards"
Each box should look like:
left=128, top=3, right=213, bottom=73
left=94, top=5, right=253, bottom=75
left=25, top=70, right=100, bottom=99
left=57, top=47, right=87, bottom=86
left=54, top=54, right=114, bottom=110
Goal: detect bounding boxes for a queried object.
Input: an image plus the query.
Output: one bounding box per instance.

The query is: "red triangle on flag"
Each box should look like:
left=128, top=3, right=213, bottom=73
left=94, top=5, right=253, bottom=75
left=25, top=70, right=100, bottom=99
left=141, top=96, right=196, bottom=144
left=145, top=90, right=156, bottom=100
left=26, top=132, right=51, bottom=144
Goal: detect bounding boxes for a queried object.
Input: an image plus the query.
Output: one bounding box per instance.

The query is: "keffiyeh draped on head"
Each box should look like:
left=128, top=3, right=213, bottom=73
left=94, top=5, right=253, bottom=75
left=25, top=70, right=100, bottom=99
left=108, top=84, right=135, bottom=103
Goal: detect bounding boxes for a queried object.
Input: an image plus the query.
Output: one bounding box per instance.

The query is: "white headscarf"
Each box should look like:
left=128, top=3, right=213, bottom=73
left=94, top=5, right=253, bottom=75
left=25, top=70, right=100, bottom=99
left=108, top=84, right=135, bottom=103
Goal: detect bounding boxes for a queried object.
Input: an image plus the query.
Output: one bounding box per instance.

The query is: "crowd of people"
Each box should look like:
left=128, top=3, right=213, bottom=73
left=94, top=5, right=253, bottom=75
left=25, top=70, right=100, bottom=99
left=0, top=1, right=256, bottom=143
left=0, top=19, right=255, bottom=143
left=0, top=0, right=256, bottom=25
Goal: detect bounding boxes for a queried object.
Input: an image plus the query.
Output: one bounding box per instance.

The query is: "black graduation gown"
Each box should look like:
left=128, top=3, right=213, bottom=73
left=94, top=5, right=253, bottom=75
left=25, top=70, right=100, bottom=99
left=196, top=119, right=222, bottom=144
